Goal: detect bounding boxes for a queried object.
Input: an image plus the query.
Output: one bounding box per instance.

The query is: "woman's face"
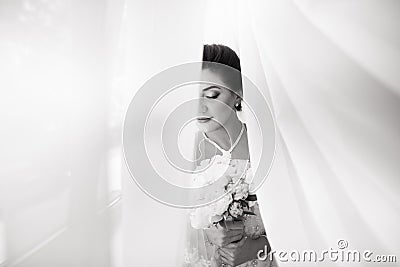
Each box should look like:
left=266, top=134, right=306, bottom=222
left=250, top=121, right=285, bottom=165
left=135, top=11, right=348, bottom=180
left=197, top=69, right=239, bottom=133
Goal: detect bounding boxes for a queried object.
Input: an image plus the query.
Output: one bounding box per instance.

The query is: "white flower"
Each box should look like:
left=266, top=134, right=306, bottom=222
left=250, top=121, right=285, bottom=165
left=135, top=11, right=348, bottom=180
left=233, top=182, right=249, bottom=200
left=228, top=201, right=244, bottom=218
left=190, top=193, right=233, bottom=229
left=189, top=156, right=253, bottom=229
left=209, top=193, right=233, bottom=215
left=226, top=180, right=250, bottom=200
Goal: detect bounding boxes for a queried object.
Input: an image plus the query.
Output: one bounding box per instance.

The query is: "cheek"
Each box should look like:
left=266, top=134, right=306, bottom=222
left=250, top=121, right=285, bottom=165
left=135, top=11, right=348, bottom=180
left=209, top=101, right=234, bottom=124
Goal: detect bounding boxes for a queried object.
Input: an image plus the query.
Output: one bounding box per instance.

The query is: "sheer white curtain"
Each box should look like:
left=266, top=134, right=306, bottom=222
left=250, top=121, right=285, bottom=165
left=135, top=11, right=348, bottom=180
left=0, top=0, right=126, bottom=266
left=242, top=0, right=400, bottom=266
left=118, top=1, right=206, bottom=266
left=1, top=0, right=399, bottom=266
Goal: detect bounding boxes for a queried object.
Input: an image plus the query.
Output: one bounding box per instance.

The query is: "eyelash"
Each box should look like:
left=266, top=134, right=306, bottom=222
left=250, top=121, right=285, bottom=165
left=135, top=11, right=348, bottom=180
left=205, top=93, right=219, bottom=99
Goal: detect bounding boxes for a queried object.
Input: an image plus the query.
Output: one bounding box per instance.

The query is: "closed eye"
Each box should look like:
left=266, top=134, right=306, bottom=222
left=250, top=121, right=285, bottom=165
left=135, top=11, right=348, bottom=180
left=205, top=93, right=219, bottom=99
left=202, top=86, right=221, bottom=99
left=204, top=90, right=220, bottom=99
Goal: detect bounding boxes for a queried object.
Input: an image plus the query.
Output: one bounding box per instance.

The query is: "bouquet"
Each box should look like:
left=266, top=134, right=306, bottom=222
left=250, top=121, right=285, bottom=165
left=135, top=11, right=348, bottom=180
left=190, top=174, right=256, bottom=229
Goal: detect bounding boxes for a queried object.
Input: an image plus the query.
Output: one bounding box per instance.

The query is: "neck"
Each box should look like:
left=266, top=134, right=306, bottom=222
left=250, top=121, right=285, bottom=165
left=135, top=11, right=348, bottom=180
left=205, top=114, right=243, bottom=152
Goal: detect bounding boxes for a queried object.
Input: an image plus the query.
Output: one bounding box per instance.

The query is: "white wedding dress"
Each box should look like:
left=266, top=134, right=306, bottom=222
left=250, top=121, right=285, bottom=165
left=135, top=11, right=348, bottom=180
left=182, top=154, right=278, bottom=267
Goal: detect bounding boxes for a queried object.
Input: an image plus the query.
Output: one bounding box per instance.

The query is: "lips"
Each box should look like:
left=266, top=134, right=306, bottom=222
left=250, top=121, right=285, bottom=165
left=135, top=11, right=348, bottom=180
left=197, top=117, right=212, bottom=123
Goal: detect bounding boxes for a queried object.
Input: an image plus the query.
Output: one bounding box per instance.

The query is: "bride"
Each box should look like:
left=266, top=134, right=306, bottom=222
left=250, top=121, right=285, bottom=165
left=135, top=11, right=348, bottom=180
left=182, top=44, right=277, bottom=267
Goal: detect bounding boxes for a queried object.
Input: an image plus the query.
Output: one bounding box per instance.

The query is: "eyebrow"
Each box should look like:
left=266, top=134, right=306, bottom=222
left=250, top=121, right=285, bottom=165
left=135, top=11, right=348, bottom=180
left=202, top=85, right=221, bottom=91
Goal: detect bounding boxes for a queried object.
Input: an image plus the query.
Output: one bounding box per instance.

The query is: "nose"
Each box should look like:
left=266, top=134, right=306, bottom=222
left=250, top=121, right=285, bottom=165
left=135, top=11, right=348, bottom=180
left=198, top=98, right=208, bottom=114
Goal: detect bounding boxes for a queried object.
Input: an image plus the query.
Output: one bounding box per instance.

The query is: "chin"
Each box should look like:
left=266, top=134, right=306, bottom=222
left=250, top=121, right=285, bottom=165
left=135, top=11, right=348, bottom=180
left=196, top=120, right=223, bottom=133
left=196, top=124, right=211, bottom=133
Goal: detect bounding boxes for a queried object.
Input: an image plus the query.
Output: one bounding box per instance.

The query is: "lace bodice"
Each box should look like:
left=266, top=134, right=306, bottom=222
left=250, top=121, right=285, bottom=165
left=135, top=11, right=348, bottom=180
left=183, top=155, right=276, bottom=267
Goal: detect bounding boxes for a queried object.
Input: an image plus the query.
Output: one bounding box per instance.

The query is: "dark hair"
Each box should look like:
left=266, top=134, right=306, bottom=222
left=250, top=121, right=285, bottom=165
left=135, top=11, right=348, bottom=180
left=203, top=44, right=241, bottom=72
left=202, top=44, right=243, bottom=111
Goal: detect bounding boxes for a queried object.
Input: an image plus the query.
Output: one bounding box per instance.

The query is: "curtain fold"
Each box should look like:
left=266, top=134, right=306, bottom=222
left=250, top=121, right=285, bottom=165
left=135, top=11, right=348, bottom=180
left=243, top=0, right=400, bottom=265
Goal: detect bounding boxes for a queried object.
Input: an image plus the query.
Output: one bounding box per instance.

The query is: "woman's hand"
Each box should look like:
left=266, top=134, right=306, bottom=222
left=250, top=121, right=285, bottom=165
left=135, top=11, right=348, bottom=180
left=218, top=236, right=271, bottom=267
left=204, top=220, right=245, bottom=247
left=217, top=236, right=247, bottom=266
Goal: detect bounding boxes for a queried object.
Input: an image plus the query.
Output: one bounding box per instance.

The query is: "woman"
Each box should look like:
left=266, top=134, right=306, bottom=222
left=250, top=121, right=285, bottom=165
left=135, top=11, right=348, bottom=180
left=183, top=45, right=276, bottom=267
